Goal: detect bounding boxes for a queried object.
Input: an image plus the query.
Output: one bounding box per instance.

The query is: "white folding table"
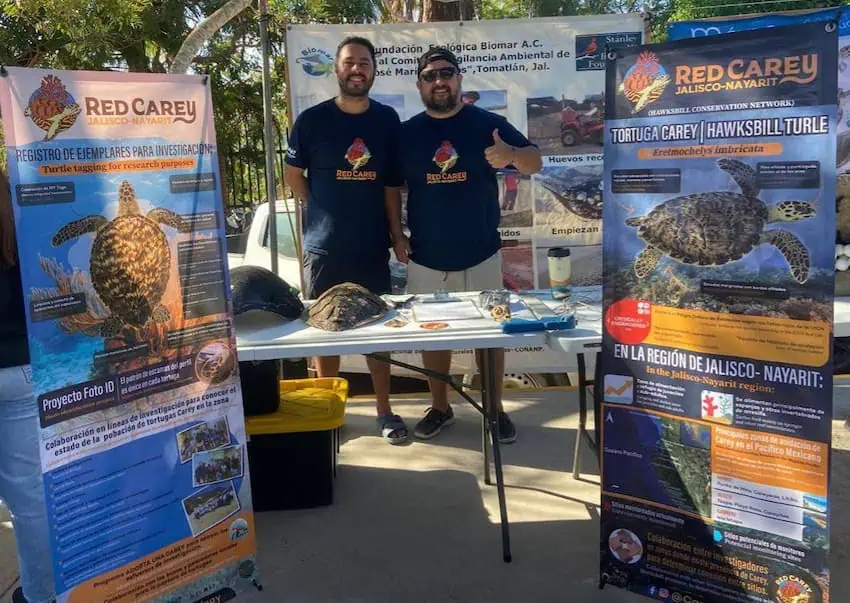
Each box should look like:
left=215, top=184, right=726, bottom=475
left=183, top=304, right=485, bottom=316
left=234, top=295, right=548, bottom=563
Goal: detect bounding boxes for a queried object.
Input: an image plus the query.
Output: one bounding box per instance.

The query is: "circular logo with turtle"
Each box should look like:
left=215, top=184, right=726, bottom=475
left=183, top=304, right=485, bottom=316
left=608, top=528, right=643, bottom=564
left=296, top=48, right=334, bottom=77
left=195, top=341, right=236, bottom=385
left=25, top=74, right=81, bottom=142
left=228, top=518, right=250, bottom=541
left=433, top=141, right=459, bottom=174
left=345, top=138, right=372, bottom=170
left=774, top=575, right=813, bottom=603
left=618, top=51, right=670, bottom=114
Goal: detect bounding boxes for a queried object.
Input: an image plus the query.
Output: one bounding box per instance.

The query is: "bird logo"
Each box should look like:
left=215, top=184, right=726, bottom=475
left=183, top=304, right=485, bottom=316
left=578, top=37, right=598, bottom=59
left=433, top=140, right=458, bottom=174
left=25, top=75, right=81, bottom=141
left=345, top=138, right=371, bottom=170
left=618, top=51, right=670, bottom=113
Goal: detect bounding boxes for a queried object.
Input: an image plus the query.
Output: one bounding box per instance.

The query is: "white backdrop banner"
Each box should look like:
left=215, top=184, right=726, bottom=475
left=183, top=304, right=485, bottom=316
left=286, top=16, right=644, bottom=374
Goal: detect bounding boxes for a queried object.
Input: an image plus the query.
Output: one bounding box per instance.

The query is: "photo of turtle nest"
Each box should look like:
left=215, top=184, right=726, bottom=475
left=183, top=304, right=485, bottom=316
left=604, top=158, right=833, bottom=322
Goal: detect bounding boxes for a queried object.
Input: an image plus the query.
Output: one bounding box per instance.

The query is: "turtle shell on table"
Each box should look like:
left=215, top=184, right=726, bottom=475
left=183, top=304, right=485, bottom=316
left=306, top=282, right=390, bottom=331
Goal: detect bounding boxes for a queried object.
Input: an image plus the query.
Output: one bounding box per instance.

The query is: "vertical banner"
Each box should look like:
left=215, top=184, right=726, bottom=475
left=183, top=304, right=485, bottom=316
left=0, top=67, right=259, bottom=602
left=600, top=22, right=836, bottom=603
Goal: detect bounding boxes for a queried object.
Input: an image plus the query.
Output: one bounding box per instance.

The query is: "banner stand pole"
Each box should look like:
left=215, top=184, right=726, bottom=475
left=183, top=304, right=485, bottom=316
left=281, top=24, right=306, bottom=296
left=259, top=0, right=279, bottom=279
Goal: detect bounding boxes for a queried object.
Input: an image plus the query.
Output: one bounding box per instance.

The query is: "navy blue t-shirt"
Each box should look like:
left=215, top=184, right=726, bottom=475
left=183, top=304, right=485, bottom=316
left=285, top=98, right=403, bottom=259
left=400, top=104, right=534, bottom=272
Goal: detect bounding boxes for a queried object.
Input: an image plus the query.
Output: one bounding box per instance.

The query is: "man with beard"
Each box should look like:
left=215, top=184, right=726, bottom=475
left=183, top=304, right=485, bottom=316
left=397, top=47, right=542, bottom=443
left=285, top=36, right=411, bottom=445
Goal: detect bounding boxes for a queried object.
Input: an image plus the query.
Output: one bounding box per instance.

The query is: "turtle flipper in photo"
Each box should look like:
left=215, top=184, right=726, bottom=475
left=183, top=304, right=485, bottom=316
left=152, top=304, right=171, bottom=324
left=51, top=216, right=109, bottom=247
left=633, top=247, right=664, bottom=278
left=147, top=208, right=191, bottom=233
left=717, top=158, right=759, bottom=198
left=99, top=317, right=123, bottom=339
left=625, top=158, right=815, bottom=283
left=761, top=229, right=810, bottom=284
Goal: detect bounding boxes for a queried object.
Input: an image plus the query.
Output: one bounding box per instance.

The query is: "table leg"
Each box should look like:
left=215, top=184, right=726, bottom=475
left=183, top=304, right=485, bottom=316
left=572, top=353, right=588, bottom=480
left=483, top=411, right=491, bottom=485
left=482, top=347, right=512, bottom=563
left=593, top=351, right=602, bottom=460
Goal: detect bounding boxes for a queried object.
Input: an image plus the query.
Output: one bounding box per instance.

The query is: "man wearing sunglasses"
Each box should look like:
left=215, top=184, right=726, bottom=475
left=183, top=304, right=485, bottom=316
left=285, top=36, right=410, bottom=445
left=397, top=46, right=543, bottom=443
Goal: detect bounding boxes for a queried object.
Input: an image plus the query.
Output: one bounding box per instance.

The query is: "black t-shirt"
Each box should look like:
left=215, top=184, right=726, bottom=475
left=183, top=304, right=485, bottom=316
left=285, top=98, right=403, bottom=260
left=400, top=104, right=534, bottom=271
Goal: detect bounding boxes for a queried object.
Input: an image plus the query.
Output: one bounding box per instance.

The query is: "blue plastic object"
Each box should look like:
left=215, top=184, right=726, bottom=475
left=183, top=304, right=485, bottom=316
left=500, top=318, right=547, bottom=333
left=543, top=314, right=576, bottom=330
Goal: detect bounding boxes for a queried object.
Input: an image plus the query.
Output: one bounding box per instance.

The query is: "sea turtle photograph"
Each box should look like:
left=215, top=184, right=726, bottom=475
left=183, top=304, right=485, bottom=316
left=604, top=158, right=832, bottom=322
left=625, top=158, right=815, bottom=284
left=51, top=179, right=191, bottom=338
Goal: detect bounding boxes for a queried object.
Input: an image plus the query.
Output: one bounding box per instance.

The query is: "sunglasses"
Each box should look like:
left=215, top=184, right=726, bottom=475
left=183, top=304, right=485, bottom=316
left=419, top=67, right=458, bottom=83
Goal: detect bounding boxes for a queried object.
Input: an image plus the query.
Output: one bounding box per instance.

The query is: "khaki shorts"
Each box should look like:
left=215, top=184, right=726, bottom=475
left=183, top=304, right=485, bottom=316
left=405, top=250, right=503, bottom=294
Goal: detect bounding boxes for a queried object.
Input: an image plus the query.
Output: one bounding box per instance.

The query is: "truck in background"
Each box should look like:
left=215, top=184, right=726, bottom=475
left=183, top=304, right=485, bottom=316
left=230, top=200, right=593, bottom=389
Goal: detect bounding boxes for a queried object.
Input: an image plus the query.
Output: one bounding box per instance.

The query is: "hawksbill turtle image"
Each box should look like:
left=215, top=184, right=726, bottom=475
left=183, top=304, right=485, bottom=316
left=51, top=180, right=190, bottom=337
left=625, top=158, right=816, bottom=284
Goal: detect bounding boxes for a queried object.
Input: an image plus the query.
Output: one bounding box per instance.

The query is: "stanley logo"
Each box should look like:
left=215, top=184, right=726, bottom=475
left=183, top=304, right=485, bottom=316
left=84, top=97, right=197, bottom=125
left=675, top=54, right=818, bottom=95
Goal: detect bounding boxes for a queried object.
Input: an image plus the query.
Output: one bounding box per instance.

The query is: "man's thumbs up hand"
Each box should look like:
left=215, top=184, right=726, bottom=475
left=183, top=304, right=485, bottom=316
left=485, top=128, right=514, bottom=169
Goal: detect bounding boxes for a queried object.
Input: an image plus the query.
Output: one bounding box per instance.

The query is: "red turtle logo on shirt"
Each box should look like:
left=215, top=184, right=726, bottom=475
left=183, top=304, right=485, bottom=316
left=345, top=137, right=372, bottom=170
left=433, top=140, right=459, bottom=174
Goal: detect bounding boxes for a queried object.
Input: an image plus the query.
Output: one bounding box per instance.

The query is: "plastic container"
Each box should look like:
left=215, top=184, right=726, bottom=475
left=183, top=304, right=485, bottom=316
left=244, top=377, right=348, bottom=511
left=547, top=247, right=572, bottom=300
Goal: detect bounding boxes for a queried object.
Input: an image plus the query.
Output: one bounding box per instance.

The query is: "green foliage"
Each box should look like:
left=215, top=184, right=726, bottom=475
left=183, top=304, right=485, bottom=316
left=271, top=0, right=381, bottom=23
left=5, top=0, right=843, bottom=204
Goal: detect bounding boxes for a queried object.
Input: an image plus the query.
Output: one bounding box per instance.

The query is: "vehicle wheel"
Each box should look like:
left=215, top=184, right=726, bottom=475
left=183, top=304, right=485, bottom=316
left=561, top=129, right=578, bottom=146
left=503, top=372, right=548, bottom=389
left=463, top=373, right=549, bottom=390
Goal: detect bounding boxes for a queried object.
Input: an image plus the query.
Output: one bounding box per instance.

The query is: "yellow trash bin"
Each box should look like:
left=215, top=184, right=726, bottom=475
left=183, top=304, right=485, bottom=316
left=245, top=378, right=348, bottom=511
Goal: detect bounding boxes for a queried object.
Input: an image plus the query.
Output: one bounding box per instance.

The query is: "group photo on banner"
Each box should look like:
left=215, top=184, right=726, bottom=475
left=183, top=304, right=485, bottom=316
left=600, top=20, right=835, bottom=603
left=0, top=68, right=259, bottom=602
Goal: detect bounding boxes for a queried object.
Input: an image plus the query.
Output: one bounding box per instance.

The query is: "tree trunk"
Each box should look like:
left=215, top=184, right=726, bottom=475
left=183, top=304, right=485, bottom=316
left=422, top=0, right=475, bottom=22
left=169, top=0, right=253, bottom=74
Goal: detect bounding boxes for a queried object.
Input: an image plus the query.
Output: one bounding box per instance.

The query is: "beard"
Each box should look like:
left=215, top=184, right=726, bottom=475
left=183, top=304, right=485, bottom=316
left=422, top=86, right=458, bottom=112
left=337, top=73, right=372, bottom=97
